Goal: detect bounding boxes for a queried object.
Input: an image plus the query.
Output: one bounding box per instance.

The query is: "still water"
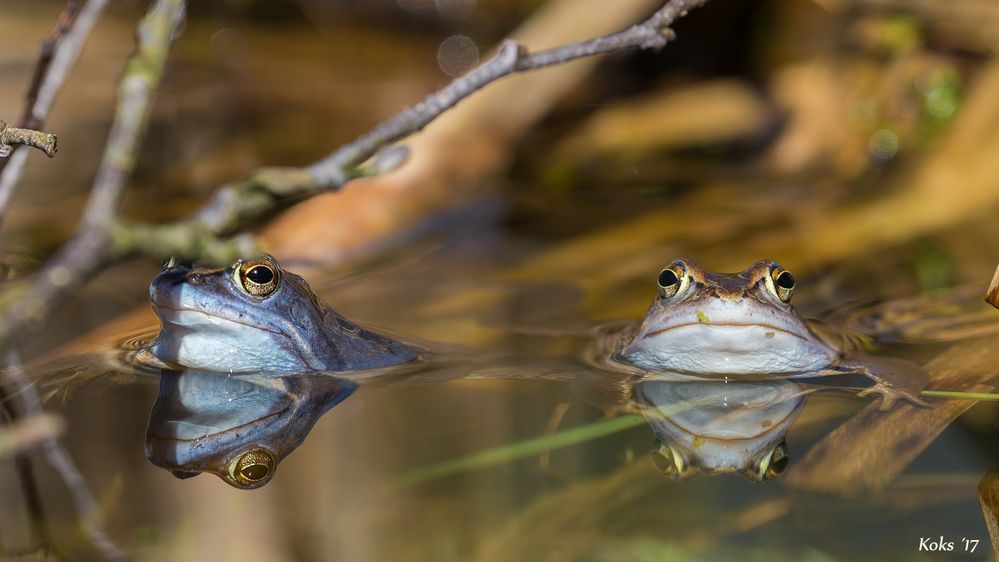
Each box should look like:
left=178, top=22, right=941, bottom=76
left=17, top=219, right=998, bottom=562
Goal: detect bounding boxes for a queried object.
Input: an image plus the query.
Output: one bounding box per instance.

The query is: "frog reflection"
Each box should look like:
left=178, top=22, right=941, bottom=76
left=145, top=369, right=356, bottom=489
left=636, top=379, right=808, bottom=481
left=149, top=255, right=416, bottom=375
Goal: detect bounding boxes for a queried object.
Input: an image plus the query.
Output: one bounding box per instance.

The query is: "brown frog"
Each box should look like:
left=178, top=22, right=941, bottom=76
left=617, top=258, right=928, bottom=410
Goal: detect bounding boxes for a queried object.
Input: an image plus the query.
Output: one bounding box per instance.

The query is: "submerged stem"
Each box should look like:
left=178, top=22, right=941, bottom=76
left=396, top=415, right=647, bottom=487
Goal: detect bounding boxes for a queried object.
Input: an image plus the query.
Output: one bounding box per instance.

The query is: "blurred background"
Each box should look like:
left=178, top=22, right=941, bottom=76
left=2, top=0, right=999, bottom=560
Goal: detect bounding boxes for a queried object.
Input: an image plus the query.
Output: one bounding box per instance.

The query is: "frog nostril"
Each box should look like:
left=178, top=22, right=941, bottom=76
left=152, top=267, right=187, bottom=288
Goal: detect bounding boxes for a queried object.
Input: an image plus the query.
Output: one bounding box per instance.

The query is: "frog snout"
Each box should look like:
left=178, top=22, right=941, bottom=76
left=149, top=267, right=190, bottom=304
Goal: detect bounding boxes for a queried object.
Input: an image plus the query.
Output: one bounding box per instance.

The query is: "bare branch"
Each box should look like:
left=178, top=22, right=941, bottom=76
left=309, top=0, right=701, bottom=184
left=0, top=120, right=58, bottom=158
left=0, top=387, right=55, bottom=555
left=0, top=414, right=64, bottom=458
left=4, top=353, right=125, bottom=562
left=20, top=1, right=80, bottom=132
left=114, top=0, right=707, bottom=258
left=0, top=0, right=110, bottom=220
left=83, top=0, right=185, bottom=229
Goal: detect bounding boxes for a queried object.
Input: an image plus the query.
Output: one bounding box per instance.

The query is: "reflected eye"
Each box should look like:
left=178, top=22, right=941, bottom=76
left=769, top=267, right=795, bottom=302
left=761, top=441, right=790, bottom=480
left=657, top=263, right=685, bottom=299
left=651, top=441, right=684, bottom=478
left=228, top=447, right=276, bottom=489
left=235, top=259, right=280, bottom=298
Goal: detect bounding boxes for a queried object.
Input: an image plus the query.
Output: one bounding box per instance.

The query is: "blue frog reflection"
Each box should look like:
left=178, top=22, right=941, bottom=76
left=145, top=369, right=356, bottom=489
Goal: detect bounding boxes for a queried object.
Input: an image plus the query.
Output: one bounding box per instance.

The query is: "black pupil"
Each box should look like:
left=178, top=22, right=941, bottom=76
left=658, top=269, right=679, bottom=287
left=776, top=271, right=795, bottom=289
left=240, top=464, right=269, bottom=481
left=771, top=455, right=789, bottom=474
left=246, top=265, right=274, bottom=285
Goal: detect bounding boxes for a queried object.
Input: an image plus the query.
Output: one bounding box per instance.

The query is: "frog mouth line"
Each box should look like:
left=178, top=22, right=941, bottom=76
left=147, top=406, right=288, bottom=445
left=153, top=305, right=285, bottom=336
left=643, top=321, right=808, bottom=341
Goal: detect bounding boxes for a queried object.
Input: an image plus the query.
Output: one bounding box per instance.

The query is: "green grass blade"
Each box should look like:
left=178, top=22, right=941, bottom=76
left=921, top=389, right=999, bottom=401
left=396, top=414, right=646, bottom=488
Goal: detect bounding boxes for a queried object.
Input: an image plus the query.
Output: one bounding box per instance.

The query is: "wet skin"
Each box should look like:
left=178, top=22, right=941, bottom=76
left=620, top=258, right=928, bottom=409
left=149, top=256, right=417, bottom=375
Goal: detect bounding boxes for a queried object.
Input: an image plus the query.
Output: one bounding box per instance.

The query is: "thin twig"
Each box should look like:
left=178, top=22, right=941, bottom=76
left=4, top=353, right=125, bottom=562
left=19, top=2, right=80, bottom=132
left=0, top=0, right=109, bottom=220
left=0, top=388, right=56, bottom=556
left=0, top=120, right=57, bottom=158
left=0, top=414, right=64, bottom=457
left=83, top=0, right=185, bottom=229
left=309, top=0, right=698, bottom=184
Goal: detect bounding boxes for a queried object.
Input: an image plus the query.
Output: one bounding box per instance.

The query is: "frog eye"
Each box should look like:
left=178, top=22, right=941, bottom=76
left=227, top=447, right=276, bottom=489
left=760, top=441, right=790, bottom=480
left=768, top=267, right=795, bottom=302
left=657, top=263, right=686, bottom=299
left=651, top=441, right=688, bottom=479
left=235, top=259, right=280, bottom=298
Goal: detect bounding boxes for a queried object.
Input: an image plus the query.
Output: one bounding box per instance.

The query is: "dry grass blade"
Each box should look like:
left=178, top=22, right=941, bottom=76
left=979, top=466, right=999, bottom=554
left=986, top=265, right=999, bottom=309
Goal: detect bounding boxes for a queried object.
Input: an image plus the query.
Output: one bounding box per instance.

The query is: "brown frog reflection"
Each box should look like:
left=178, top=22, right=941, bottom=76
left=636, top=379, right=808, bottom=481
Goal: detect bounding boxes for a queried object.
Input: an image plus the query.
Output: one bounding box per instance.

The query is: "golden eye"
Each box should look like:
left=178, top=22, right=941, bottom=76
left=769, top=267, right=795, bottom=302
left=761, top=441, right=790, bottom=480
left=235, top=259, right=279, bottom=297
left=651, top=441, right=684, bottom=478
left=657, top=263, right=685, bottom=299
left=228, top=448, right=276, bottom=489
